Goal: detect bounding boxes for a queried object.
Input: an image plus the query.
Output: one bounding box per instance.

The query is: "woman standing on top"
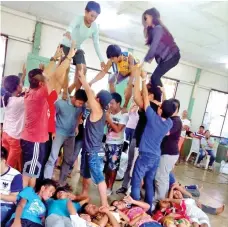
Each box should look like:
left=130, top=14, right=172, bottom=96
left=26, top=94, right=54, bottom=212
left=142, top=8, right=180, bottom=102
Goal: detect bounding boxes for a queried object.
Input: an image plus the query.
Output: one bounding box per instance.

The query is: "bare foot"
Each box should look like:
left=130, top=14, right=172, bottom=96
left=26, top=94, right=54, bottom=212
left=216, top=204, right=225, bottom=215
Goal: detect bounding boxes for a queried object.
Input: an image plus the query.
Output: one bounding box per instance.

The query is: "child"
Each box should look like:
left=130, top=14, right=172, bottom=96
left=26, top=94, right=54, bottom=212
left=7, top=179, right=57, bottom=227
left=112, top=196, right=162, bottom=227
left=89, top=44, right=139, bottom=109
left=130, top=67, right=176, bottom=212
left=1, top=75, right=25, bottom=170
left=45, top=187, right=89, bottom=227
left=153, top=199, right=190, bottom=227
left=104, top=92, right=129, bottom=195
left=0, top=146, right=23, bottom=225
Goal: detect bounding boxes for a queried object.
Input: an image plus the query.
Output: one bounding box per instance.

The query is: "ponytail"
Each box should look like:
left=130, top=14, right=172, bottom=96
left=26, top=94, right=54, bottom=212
left=1, top=91, right=12, bottom=107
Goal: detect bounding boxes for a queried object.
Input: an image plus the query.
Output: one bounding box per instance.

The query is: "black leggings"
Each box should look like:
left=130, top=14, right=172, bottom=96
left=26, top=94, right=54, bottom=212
left=150, top=52, right=180, bottom=101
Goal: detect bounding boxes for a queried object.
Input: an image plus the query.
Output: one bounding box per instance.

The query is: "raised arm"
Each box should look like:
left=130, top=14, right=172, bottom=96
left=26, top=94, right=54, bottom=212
left=124, top=195, right=150, bottom=212
left=78, top=68, right=102, bottom=120
left=141, top=70, right=150, bottom=111
left=133, top=66, right=144, bottom=109
left=51, top=42, right=76, bottom=95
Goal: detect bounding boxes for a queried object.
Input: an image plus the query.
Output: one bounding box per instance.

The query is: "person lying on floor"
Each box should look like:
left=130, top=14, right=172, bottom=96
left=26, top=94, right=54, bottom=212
left=45, top=186, right=89, bottom=227
left=169, top=172, right=225, bottom=215
left=153, top=199, right=191, bottom=227
left=7, top=179, right=57, bottom=227
left=80, top=203, right=120, bottom=227
left=169, top=185, right=211, bottom=227
left=111, top=195, right=162, bottom=227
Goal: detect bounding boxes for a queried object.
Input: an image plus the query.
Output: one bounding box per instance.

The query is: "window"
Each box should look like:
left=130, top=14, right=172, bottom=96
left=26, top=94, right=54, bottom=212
left=146, top=74, right=178, bottom=99
left=0, top=35, right=8, bottom=78
left=203, top=90, right=228, bottom=137
left=161, top=77, right=178, bottom=99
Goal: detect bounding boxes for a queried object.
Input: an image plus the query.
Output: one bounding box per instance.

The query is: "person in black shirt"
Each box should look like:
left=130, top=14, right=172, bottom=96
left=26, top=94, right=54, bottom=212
left=154, top=98, right=182, bottom=202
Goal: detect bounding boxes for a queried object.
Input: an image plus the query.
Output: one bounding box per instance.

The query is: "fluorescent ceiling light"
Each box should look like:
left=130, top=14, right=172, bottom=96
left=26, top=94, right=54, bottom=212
left=97, top=10, right=130, bottom=30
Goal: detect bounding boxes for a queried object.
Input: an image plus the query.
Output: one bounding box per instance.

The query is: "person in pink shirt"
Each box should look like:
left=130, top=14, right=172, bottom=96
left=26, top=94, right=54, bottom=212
left=20, top=43, right=76, bottom=188
left=1, top=75, right=25, bottom=171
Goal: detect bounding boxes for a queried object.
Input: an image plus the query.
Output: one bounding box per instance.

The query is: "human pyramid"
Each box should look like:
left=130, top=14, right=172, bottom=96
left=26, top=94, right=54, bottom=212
left=1, top=1, right=225, bottom=227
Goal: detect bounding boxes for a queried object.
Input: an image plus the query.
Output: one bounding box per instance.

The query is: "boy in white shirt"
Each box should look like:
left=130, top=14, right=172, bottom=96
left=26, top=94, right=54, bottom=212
left=104, top=92, right=129, bottom=196
left=0, top=146, right=23, bottom=225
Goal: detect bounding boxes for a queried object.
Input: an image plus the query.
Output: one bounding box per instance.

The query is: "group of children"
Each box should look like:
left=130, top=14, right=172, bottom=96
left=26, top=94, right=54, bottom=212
left=1, top=1, right=225, bottom=227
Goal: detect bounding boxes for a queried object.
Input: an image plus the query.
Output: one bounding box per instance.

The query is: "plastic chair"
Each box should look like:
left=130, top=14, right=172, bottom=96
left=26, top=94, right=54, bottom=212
left=186, top=138, right=200, bottom=165
left=202, top=141, right=219, bottom=170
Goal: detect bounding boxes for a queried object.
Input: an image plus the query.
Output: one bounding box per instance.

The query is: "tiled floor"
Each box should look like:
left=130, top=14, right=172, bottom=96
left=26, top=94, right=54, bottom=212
left=58, top=163, right=228, bottom=227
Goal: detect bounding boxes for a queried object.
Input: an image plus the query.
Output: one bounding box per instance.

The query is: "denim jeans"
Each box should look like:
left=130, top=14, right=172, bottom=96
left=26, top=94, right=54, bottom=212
left=131, top=152, right=160, bottom=213
left=140, top=222, right=162, bottom=227
left=197, top=149, right=215, bottom=167
left=80, top=149, right=105, bottom=184
left=125, top=128, right=135, bottom=144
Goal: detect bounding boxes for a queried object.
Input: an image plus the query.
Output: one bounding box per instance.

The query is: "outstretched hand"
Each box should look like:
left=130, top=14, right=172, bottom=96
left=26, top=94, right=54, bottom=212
left=131, top=65, right=142, bottom=78
left=54, top=45, right=64, bottom=60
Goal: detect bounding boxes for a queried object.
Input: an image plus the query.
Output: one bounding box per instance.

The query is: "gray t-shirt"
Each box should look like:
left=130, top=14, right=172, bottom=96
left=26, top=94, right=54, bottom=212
left=55, top=99, right=83, bottom=137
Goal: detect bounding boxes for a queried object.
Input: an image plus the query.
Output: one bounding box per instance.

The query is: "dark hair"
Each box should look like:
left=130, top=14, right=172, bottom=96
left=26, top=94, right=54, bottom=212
left=111, top=92, right=122, bottom=105
left=80, top=203, right=89, bottom=213
left=53, top=186, right=69, bottom=199
left=161, top=99, right=177, bottom=119
left=35, top=179, right=57, bottom=193
left=142, top=8, right=173, bottom=46
left=85, top=1, right=101, bottom=14
left=200, top=125, right=205, bottom=129
left=75, top=89, right=88, bottom=102
left=169, top=98, right=180, bottom=112
left=110, top=200, right=118, bottom=207
left=205, top=130, right=210, bottom=134
left=106, top=45, right=122, bottom=59
left=28, top=68, right=44, bottom=89
left=1, top=75, right=20, bottom=107
left=1, top=146, right=8, bottom=161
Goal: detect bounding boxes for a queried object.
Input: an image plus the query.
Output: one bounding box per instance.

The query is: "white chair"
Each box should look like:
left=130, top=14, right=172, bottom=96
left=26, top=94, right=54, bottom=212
left=186, top=138, right=200, bottom=165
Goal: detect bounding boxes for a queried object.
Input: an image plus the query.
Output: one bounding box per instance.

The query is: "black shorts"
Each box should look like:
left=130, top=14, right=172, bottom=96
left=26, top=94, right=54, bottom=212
left=7, top=218, right=43, bottom=227
left=61, top=44, right=86, bottom=65
left=21, top=139, right=46, bottom=178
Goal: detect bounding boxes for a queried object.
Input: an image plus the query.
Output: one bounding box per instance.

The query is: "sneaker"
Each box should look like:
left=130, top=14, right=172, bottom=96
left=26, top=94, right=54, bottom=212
left=208, top=166, right=213, bottom=171
left=116, top=187, right=128, bottom=195
left=196, top=164, right=201, bottom=168
left=106, top=188, right=113, bottom=196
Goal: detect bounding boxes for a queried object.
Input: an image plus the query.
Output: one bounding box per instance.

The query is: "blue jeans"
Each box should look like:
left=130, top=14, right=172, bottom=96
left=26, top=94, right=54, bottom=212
left=140, top=222, right=162, bottom=227
left=125, top=128, right=135, bottom=144
left=80, top=149, right=104, bottom=184
left=131, top=152, right=160, bottom=213
left=197, top=149, right=215, bottom=167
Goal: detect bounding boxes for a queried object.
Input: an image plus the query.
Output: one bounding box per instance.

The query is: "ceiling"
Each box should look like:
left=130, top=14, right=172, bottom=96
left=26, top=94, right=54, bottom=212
left=1, top=1, right=228, bottom=74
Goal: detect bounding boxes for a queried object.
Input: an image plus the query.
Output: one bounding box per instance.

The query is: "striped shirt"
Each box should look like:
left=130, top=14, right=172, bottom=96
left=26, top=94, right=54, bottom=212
left=0, top=166, right=23, bottom=205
